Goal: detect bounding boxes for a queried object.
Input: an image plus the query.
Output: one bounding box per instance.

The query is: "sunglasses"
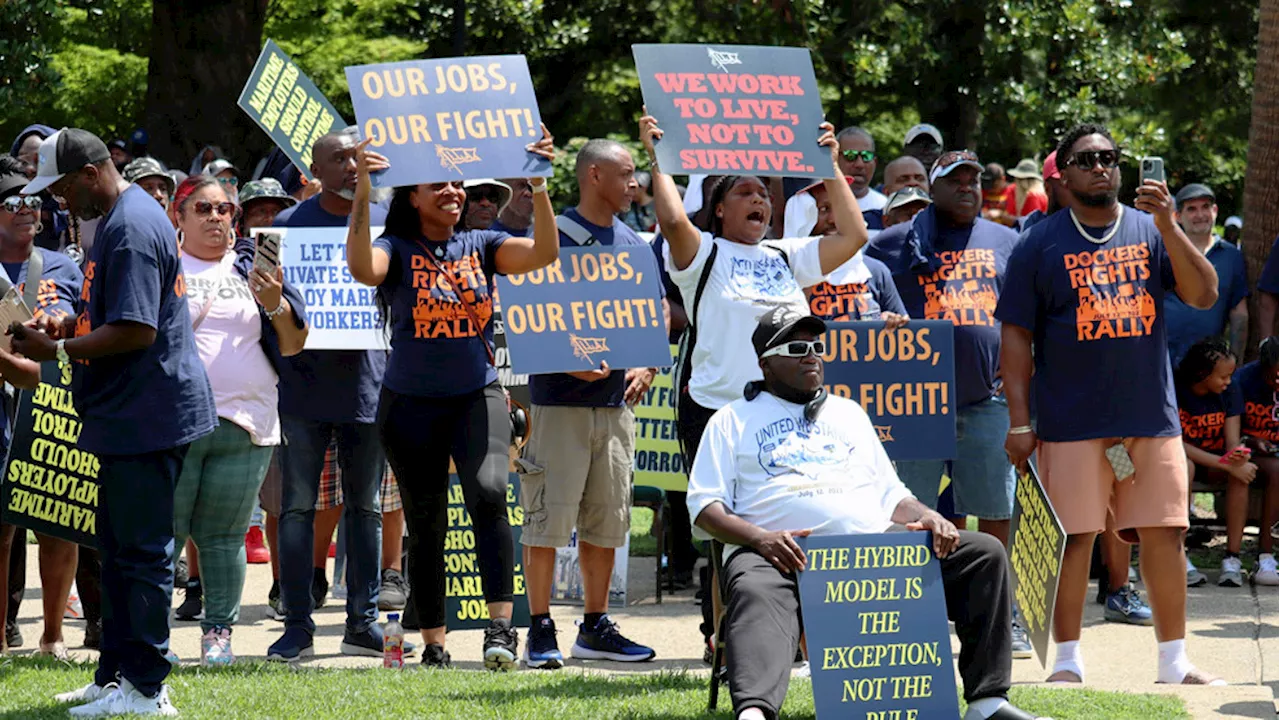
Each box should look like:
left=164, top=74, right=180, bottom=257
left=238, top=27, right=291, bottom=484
left=468, top=188, right=501, bottom=204
left=193, top=200, right=238, bottom=218
left=840, top=149, right=876, bottom=163
left=216, top=176, right=239, bottom=188
left=761, top=339, right=826, bottom=359
left=1063, top=149, right=1121, bottom=170
left=1, top=196, right=42, bottom=213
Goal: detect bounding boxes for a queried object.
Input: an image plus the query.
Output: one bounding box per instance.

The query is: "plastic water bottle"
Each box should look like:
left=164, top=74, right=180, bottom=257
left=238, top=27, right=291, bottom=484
left=383, top=613, right=405, bottom=669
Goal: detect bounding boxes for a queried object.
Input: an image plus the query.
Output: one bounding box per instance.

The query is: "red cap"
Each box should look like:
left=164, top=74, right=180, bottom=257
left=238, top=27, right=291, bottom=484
left=1042, top=151, right=1060, bottom=181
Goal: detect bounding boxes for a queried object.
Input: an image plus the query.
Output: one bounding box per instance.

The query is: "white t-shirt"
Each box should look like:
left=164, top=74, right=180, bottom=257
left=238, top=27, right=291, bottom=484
left=687, top=393, right=912, bottom=550
left=858, top=188, right=888, bottom=211
left=665, top=231, right=824, bottom=409
left=182, top=252, right=281, bottom=445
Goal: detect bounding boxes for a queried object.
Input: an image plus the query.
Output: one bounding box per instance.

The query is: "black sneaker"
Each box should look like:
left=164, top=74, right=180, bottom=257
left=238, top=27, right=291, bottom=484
left=311, top=569, right=328, bottom=610
left=522, top=617, right=563, bottom=669
left=422, top=643, right=451, bottom=668
left=377, top=569, right=408, bottom=611
left=483, top=618, right=519, bottom=671
left=267, top=579, right=285, bottom=621
left=84, top=619, right=102, bottom=650
left=5, top=620, right=21, bottom=649
left=174, top=558, right=189, bottom=588
left=174, top=578, right=203, bottom=621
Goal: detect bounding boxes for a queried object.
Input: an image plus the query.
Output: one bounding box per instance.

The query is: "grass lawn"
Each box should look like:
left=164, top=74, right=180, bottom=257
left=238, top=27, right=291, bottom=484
left=0, top=656, right=1188, bottom=720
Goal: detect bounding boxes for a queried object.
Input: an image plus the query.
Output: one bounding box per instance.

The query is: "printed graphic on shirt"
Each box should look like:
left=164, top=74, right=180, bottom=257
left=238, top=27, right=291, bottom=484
left=411, top=251, right=492, bottom=340
left=1065, top=245, right=1156, bottom=341
left=1180, top=407, right=1227, bottom=452
left=754, top=416, right=853, bottom=477
left=74, top=261, right=95, bottom=345
left=915, top=249, right=998, bottom=327
left=729, top=254, right=799, bottom=298
left=19, top=279, right=71, bottom=321
left=808, top=281, right=881, bottom=321
left=186, top=271, right=254, bottom=306
left=1243, top=397, right=1278, bottom=443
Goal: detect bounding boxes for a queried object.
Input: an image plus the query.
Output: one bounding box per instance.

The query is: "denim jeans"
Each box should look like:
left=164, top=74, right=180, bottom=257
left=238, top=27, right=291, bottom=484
left=278, top=416, right=383, bottom=633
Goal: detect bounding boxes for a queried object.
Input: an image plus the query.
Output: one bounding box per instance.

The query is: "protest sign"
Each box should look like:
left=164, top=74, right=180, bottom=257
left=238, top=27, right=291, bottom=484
left=259, top=226, right=388, bottom=350
left=551, top=530, right=628, bottom=606
left=344, top=55, right=552, bottom=187
left=633, top=346, right=686, bottom=492
left=238, top=39, right=345, bottom=179
left=495, top=246, right=670, bottom=375
left=821, top=321, right=957, bottom=461
left=1008, top=466, right=1066, bottom=667
left=445, top=473, right=531, bottom=629
left=0, top=363, right=99, bottom=547
left=798, top=533, right=961, bottom=720
left=632, top=44, right=830, bottom=177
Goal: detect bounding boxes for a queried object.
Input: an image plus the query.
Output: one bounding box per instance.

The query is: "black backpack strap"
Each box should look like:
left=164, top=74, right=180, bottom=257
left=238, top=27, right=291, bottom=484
left=686, top=242, right=719, bottom=347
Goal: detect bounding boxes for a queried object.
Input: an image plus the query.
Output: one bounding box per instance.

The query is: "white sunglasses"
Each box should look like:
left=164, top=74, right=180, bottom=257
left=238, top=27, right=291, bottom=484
left=761, top=339, right=825, bottom=360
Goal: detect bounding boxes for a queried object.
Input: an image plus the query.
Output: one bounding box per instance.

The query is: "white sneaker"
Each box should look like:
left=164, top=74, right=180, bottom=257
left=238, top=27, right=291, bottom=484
left=54, top=681, right=113, bottom=704
left=795, top=660, right=811, bottom=678
left=68, top=679, right=177, bottom=717
left=1219, top=556, right=1244, bottom=587
left=1254, top=554, right=1279, bottom=586
left=65, top=582, right=84, bottom=620
left=1186, top=556, right=1208, bottom=587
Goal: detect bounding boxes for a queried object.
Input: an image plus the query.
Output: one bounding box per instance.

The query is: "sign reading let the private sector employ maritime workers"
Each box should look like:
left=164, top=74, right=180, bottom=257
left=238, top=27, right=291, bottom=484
left=798, top=533, right=961, bottom=720
left=344, top=55, right=552, bottom=187
left=633, top=44, right=831, bottom=177
left=495, top=246, right=671, bottom=375
left=1, top=363, right=99, bottom=547
left=821, top=321, right=956, bottom=461
left=238, top=40, right=345, bottom=179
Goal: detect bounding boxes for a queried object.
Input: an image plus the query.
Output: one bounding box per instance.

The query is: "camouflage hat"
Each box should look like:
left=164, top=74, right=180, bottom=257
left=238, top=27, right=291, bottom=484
left=238, top=178, right=297, bottom=208
left=123, top=157, right=174, bottom=193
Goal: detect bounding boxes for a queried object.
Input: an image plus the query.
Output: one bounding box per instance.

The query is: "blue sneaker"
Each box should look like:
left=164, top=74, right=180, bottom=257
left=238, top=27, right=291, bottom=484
left=1104, top=584, right=1153, bottom=626
left=523, top=617, right=563, bottom=669
left=340, top=623, right=417, bottom=658
left=267, top=626, right=315, bottom=662
left=570, top=615, right=655, bottom=662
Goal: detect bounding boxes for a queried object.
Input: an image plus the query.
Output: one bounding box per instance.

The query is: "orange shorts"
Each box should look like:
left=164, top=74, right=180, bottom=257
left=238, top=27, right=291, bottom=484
left=1038, top=436, right=1188, bottom=543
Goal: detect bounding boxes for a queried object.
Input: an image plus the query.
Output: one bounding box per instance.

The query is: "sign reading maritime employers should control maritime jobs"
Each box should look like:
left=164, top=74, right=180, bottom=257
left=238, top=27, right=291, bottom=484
left=495, top=246, right=671, bottom=375
left=238, top=39, right=344, bottom=179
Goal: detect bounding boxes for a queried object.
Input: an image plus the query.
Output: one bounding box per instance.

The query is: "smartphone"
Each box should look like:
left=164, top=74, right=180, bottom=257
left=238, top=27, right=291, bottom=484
left=1140, top=156, right=1165, bottom=185
left=1218, top=444, right=1252, bottom=464
left=253, top=231, right=282, bottom=276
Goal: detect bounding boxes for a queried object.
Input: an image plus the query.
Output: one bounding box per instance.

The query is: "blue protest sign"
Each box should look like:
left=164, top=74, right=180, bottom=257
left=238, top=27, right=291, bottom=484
left=495, top=246, right=671, bottom=374
left=798, top=533, right=961, bottom=720
left=632, top=44, right=830, bottom=177
left=821, top=321, right=957, bottom=461
left=344, top=55, right=552, bottom=187
left=238, top=39, right=345, bottom=179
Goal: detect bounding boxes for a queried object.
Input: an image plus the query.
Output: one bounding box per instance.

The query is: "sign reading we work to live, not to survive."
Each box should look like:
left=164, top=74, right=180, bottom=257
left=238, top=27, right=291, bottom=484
left=238, top=40, right=344, bottom=179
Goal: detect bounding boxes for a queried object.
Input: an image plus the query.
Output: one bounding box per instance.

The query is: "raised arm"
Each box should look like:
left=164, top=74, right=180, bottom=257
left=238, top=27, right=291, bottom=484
left=1135, top=180, right=1217, bottom=309
left=494, top=124, right=559, bottom=275
left=814, top=122, right=869, bottom=274
left=640, top=112, right=703, bottom=271
left=347, top=139, right=391, bottom=287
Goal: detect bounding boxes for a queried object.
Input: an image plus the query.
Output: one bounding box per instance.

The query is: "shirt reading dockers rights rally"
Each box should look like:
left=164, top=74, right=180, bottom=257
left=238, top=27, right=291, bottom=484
left=664, top=232, right=824, bottom=410
left=374, top=229, right=508, bottom=397
left=73, top=184, right=217, bottom=454
left=1235, top=360, right=1278, bottom=445
left=1177, top=383, right=1242, bottom=453
left=995, top=207, right=1181, bottom=442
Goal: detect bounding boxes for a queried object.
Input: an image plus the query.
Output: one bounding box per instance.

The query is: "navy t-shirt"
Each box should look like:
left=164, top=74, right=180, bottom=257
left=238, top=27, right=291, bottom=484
left=995, top=207, right=1181, bottom=442
left=807, top=257, right=907, bottom=321
left=1236, top=360, right=1278, bottom=445
left=1164, top=238, right=1249, bottom=366
left=1178, top=383, right=1243, bottom=453
left=529, top=208, right=665, bottom=407
left=374, top=229, right=508, bottom=397
left=650, top=233, right=685, bottom=344
left=273, top=194, right=389, bottom=423
left=863, top=209, right=884, bottom=232
left=73, top=185, right=217, bottom=455
left=868, top=208, right=1018, bottom=407
left=490, top=218, right=529, bottom=237
left=1261, top=239, right=1278, bottom=296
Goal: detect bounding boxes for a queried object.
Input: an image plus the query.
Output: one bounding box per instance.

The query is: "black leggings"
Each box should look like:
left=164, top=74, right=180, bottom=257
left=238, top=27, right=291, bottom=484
left=378, top=383, right=513, bottom=630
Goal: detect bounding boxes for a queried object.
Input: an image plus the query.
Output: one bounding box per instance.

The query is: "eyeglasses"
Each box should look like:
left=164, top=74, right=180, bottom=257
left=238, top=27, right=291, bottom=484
left=193, top=200, right=238, bottom=218
left=761, top=339, right=826, bottom=359
left=1062, top=149, right=1121, bottom=170
left=840, top=149, right=876, bottom=163
left=1, top=196, right=42, bottom=213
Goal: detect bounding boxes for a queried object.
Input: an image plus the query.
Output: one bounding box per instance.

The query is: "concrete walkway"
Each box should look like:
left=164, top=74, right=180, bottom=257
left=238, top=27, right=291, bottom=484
left=9, top=546, right=1278, bottom=718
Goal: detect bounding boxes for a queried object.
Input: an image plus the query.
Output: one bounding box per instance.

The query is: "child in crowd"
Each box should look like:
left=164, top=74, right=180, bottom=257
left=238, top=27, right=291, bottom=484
left=1232, top=337, right=1279, bottom=585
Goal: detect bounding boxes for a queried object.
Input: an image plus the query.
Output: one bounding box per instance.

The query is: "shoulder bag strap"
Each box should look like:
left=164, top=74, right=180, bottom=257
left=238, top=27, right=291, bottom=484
left=412, top=238, right=496, bottom=367
left=191, top=257, right=230, bottom=332
left=556, top=214, right=597, bottom=246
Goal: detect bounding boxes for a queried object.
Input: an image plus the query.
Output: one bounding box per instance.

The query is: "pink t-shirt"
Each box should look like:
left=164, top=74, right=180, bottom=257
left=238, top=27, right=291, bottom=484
left=182, top=252, right=280, bottom=445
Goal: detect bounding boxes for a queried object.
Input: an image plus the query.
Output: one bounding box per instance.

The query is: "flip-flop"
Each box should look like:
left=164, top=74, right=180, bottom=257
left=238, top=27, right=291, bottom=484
left=1046, top=669, right=1082, bottom=683
left=1158, top=668, right=1227, bottom=686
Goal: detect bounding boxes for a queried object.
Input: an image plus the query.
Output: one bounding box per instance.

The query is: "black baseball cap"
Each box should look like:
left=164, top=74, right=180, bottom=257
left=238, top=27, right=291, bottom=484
left=752, top=307, right=827, bottom=357
left=1174, top=183, right=1215, bottom=210
left=21, top=128, right=110, bottom=196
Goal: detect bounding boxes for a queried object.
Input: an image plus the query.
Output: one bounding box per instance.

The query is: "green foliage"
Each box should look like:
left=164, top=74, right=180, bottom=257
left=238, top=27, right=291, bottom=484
left=45, top=44, right=148, bottom=141
left=546, top=134, right=651, bottom=209
left=0, top=0, right=64, bottom=139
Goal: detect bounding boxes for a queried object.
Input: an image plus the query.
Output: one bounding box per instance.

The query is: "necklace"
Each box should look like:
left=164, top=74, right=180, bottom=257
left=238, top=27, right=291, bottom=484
left=1069, top=206, right=1124, bottom=245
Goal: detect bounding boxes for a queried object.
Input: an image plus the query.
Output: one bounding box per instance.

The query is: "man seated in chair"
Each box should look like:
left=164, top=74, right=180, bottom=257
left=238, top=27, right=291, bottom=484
left=686, top=308, right=1046, bottom=720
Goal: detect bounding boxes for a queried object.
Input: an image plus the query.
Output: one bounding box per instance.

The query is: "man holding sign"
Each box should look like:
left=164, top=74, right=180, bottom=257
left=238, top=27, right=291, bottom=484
left=686, top=308, right=1041, bottom=720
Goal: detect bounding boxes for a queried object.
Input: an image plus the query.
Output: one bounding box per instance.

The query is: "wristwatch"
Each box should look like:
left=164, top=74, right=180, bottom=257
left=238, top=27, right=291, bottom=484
left=55, top=339, right=69, bottom=365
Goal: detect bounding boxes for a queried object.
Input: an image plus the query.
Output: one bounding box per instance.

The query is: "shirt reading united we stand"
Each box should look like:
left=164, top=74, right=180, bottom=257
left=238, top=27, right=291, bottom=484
left=1236, top=359, right=1278, bottom=445
left=1177, top=381, right=1243, bottom=453
left=73, top=184, right=217, bottom=454
left=995, top=207, right=1181, bottom=442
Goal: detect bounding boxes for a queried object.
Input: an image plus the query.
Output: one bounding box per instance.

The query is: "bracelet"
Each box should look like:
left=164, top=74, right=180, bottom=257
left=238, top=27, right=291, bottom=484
left=264, top=301, right=288, bottom=319
left=531, top=180, right=548, bottom=194
left=1007, top=425, right=1034, bottom=436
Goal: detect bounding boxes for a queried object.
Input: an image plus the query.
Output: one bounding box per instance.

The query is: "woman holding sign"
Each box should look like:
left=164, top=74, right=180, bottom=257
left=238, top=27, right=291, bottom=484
left=346, top=126, right=558, bottom=670
left=169, top=175, right=308, bottom=665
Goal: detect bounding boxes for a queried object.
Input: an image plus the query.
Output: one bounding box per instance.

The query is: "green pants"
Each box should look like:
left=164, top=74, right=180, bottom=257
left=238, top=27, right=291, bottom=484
left=173, top=419, right=274, bottom=632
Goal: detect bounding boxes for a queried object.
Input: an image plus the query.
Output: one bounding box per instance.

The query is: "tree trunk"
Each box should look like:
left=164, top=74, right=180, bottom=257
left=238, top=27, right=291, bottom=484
left=1242, top=0, right=1278, bottom=351
left=143, top=0, right=269, bottom=174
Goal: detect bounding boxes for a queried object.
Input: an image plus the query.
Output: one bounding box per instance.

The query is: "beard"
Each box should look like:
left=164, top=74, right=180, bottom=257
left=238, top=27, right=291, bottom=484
left=334, top=187, right=356, bottom=202
left=1071, top=187, right=1118, bottom=208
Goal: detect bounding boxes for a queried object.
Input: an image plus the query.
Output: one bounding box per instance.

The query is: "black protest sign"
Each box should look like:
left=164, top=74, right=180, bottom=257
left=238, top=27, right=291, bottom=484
left=1007, top=466, right=1066, bottom=667
left=445, top=472, right=530, bottom=629
left=0, top=363, right=99, bottom=547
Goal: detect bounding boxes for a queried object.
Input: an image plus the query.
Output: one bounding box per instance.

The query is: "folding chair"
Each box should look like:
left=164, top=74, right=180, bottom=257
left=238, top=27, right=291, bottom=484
left=707, top=539, right=728, bottom=711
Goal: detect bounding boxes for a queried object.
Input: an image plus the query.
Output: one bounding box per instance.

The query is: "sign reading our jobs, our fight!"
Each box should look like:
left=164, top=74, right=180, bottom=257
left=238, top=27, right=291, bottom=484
left=344, top=55, right=552, bottom=187
left=252, top=226, right=389, bottom=351
left=238, top=39, right=345, bottom=179
left=495, top=246, right=670, bottom=375
left=821, top=321, right=957, bottom=461
left=1008, top=467, right=1066, bottom=668
left=798, top=533, right=961, bottom=720
left=632, top=44, right=830, bottom=177
left=0, top=363, right=100, bottom=547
